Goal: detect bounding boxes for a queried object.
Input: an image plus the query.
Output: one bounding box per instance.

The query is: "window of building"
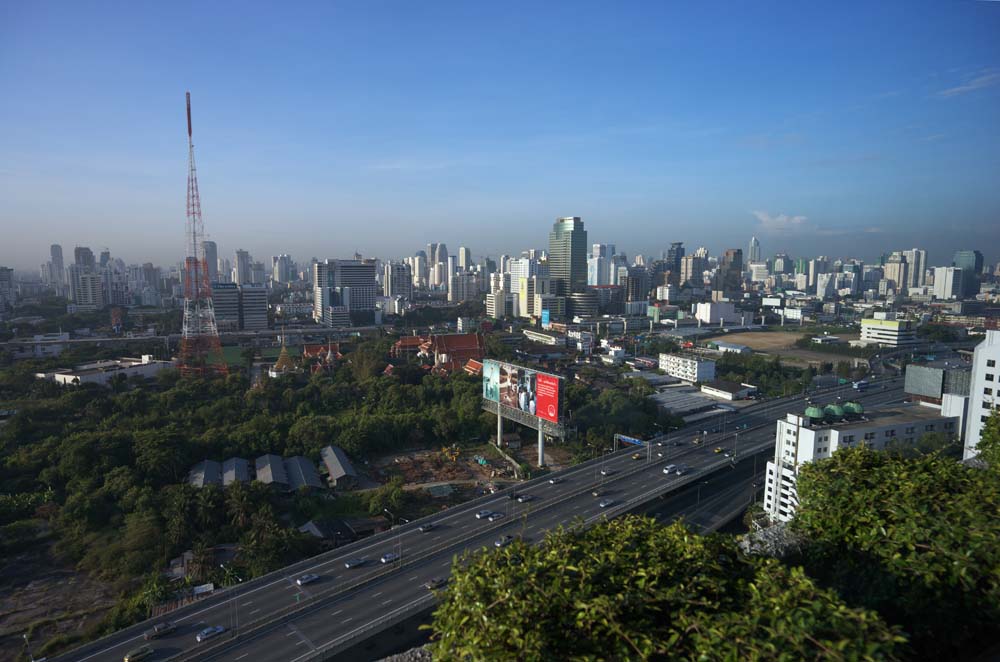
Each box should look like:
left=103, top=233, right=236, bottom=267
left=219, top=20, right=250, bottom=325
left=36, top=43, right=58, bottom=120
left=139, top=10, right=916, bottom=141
left=985, top=401, right=993, bottom=410
left=925, top=424, right=935, bottom=431
left=983, top=415, right=990, bottom=423
left=945, top=422, right=954, bottom=429
left=988, top=359, right=996, bottom=368
left=905, top=427, right=915, bottom=434
left=986, top=388, right=994, bottom=396
left=987, top=373, right=995, bottom=382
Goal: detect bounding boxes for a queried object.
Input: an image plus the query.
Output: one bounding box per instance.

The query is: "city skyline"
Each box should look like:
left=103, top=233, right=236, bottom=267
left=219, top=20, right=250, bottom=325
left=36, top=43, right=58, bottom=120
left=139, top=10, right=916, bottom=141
left=2, top=2, right=1000, bottom=269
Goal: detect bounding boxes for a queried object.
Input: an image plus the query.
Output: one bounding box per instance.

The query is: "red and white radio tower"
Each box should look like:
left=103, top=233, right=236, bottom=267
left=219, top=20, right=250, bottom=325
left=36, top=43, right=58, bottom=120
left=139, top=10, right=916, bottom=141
left=179, top=92, right=227, bottom=377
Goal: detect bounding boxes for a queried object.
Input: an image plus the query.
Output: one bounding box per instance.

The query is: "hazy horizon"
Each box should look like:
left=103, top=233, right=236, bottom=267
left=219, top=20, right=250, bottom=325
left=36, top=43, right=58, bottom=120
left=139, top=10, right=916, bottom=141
left=2, top=1, right=999, bottom=271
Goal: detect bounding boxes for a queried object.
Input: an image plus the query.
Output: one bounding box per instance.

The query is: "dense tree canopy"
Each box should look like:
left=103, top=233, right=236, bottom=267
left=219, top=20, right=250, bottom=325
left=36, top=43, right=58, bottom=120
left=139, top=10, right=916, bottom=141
left=429, top=517, right=901, bottom=660
left=793, top=445, right=1000, bottom=657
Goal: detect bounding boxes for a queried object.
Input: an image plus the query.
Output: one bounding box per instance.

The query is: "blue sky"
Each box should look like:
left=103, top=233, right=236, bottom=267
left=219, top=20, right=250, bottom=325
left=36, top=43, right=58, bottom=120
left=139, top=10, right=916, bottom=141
left=1, top=1, right=999, bottom=270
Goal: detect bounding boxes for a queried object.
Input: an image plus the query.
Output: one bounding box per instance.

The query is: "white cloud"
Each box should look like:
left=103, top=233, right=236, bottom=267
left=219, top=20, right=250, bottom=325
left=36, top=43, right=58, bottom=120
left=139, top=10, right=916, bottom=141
left=937, top=71, right=1000, bottom=98
left=751, top=210, right=809, bottom=233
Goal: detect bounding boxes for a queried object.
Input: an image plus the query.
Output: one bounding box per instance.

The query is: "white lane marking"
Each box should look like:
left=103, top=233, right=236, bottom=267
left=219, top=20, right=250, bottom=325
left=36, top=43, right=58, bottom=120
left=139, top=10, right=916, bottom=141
left=343, top=617, right=353, bottom=623
left=285, top=631, right=297, bottom=637
left=235, top=654, right=249, bottom=660
left=371, top=591, right=382, bottom=598
left=408, top=575, right=418, bottom=581
left=249, top=608, right=260, bottom=615
left=241, top=601, right=253, bottom=606
left=331, top=609, right=343, bottom=616
left=440, top=560, right=450, bottom=567
left=382, top=599, right=393, bottom=605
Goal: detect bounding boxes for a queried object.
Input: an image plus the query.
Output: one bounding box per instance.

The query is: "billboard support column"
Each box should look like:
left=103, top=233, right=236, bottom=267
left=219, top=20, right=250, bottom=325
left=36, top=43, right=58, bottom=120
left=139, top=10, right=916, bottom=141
left=537, top=428, right=545, bottom=468
left=497, top=413, right=503, bottom=448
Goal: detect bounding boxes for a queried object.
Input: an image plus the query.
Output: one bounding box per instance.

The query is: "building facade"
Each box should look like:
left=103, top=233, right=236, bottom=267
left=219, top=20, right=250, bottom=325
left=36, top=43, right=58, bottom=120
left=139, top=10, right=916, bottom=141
left=964, top=330, right=1000, bottom=460
left=658, top=353, right=716, bottom=383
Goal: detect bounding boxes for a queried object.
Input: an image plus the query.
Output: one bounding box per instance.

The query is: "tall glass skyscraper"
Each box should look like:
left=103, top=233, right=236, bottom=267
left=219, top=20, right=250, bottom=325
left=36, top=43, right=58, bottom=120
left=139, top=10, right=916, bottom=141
left=953, top=249, right=984, bottom=297
left=548, top=216, right=588, bottom=296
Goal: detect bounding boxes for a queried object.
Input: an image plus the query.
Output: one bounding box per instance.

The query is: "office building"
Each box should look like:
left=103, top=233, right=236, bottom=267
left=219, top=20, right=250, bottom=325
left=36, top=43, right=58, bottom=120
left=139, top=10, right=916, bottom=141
left=486, top=291, right=516, bottom=319
left=234, top=249, right=253, bottom=285
left=902, top=248, right=926, bottom=288
left=964, top=330, right=1000, bottom=460
left=202, top=241, right=218, bottom=282
left=587, top=256, right=609, bottom=286
left=211, top=283, right=241, bottom=331
left=764, top=405, right=960, bottom=522
left=448, top=272, right=477, bottom=303
left=713, top=249, right=743, bottom=299
left=68, top=266, right=103, bottom=310
left=0, top=267, right=12, bottom=310
left=623, top=266, right=650, bottom=302
left=50, top=244, right=65, bottom=285
left=458, top=246, right=473, bottom=270
left=517, top=275, right=552, bottom=318
left=548, top=216, right=588, bottom=296
left=883, top=253, right=909, bottom=294
left=680, top=255, right=705, bottom=287
left=383, top=262, right=413, bottom=300
left=747, top=236, right=760, bottom=265
left=74, top=246, right=95, bottom=270
left=933, top=267, right=963, bottom=300
left=313, top=259, right=378, bottom=326
left=859, top=313, right=918, bottom=347
left=239, top=284, right=268, bottom=330
left=666, top=242, right=685, bottom=276
left=953, top=250, right=984, bottom=297
left=658, top=353, right=716, bottom=383
left=272, top=254, right=294, bottom=283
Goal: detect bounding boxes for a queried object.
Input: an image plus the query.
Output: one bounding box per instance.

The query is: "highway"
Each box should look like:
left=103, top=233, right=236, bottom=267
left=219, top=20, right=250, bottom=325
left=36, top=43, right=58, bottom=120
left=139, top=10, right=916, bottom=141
left=56, top=378, right=904, bottom=662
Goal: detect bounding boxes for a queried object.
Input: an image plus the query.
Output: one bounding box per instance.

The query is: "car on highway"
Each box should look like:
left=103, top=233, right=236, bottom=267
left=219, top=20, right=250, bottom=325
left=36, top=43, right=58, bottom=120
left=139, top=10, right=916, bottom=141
left=723, top=451, right=733, bottom=458
left=424, top=578, right=447, bottom=590
left=495, top=535, right=514, bottom=548
left=516, top=494, right=534, bottom=503
left=656, top=451, right=665, bottom=458
left=296, top=573, right=320, bottom=586
left=507, top=492, right=520, bottom=500
left=488, top=512, right=505, bottom=522
left=548, top=476, right=563, bottom=484
left=344, top=558, right=366, bottom=569
left=599, top=499, right=614, bottom=508
left=418, top=523, right=436, bottom=533
left=631, top=452, right=642, bottom=460
left=592, top=488, right=605, bottom=497
left=713, top=447, right=724, bottom=454
left=124, top=644, right=154, bottom=662
left=663, top=464, right=677, bottom=475
left=380, top=552, right=399, bottom=564
left=655, top=440, right=664, bottom=447
left=600, top=468, right=614, bottom=476
left=196, top=625, right=226, bottom=643
left=143, top=621, right=176, bottom=640
left=475, top=509, right=493, bottom=519
left=675, top=465, right=690, bottom=476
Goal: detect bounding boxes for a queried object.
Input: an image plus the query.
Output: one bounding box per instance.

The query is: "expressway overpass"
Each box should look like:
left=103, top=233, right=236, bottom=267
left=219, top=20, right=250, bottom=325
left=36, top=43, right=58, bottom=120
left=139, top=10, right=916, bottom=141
left=55, top=379, right=905, bottom=662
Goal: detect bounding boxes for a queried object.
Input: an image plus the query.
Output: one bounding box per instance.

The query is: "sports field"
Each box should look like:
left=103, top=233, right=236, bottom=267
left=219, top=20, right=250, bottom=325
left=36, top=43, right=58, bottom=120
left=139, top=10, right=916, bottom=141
left=720, top=331, right=862, bottom=367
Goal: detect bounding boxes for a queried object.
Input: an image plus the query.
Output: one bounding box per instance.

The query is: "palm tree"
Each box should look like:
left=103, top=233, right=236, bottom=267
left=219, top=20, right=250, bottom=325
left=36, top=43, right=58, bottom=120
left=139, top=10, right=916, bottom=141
left=226, top=482, right=252, bottom=529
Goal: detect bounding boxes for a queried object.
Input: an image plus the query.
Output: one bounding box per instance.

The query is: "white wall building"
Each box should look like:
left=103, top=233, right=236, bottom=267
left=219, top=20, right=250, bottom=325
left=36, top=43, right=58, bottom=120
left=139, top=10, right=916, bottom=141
left=694, top=301, right=741, bottom=325
left=35, top=355, right=175, bottom=386
left=859, top=314, right=918, bottom=347
left=658, top=353, right=716, bottom=383
left=764, top=405, right=959, bottom=522
left=964, top=330, right=1000, bottom=460
left=932, top=267, right=963, bottom=301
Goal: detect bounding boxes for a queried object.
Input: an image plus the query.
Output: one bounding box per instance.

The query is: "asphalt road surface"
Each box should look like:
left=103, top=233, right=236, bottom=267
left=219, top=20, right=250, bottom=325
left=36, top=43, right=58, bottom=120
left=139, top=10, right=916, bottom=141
left=57, top=378, right=904, bottom=662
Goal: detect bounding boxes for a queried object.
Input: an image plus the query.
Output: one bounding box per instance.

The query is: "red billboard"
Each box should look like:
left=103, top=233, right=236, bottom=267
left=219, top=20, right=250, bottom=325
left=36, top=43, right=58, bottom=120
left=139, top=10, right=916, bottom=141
left=535, top=373, right=560, bottom=423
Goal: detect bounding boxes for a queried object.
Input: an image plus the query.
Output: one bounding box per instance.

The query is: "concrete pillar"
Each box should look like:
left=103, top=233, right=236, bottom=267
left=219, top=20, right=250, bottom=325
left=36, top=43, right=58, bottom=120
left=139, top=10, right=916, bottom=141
left=497, top=413, right=503, bottom=448
left=537, top=427, right=545, bottom=468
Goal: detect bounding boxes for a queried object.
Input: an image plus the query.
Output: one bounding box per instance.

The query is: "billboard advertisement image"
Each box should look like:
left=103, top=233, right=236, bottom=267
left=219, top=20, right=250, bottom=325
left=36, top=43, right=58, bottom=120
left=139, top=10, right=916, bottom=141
left=483, top=359, right=561, bottom=424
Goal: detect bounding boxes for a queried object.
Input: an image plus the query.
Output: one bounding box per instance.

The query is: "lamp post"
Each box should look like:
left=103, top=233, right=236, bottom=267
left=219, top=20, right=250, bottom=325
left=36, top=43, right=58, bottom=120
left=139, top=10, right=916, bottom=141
left=219, top=563, right=243, bottom=635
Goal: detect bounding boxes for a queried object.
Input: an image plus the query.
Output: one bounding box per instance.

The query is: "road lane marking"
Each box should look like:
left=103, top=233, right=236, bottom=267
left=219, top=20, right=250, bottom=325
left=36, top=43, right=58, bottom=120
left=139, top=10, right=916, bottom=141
left=249, top=609, right=260, bottom=615
left=331, top=609, right=342, bottom=616
left=235, top=654, right=248, bottom=660
left=371, top=591, right=382, bottom=598
left=382, top=599, right=393, bottom=605
left=286, top=631, right=297, bottom=637
left=343, top=617, right=353, bottom=623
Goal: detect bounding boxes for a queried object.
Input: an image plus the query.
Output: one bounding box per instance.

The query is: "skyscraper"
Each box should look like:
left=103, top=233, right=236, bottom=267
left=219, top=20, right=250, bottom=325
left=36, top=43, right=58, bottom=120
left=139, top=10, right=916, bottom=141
left=666, top=242, right=685, bottom=276
left=548, top=216, right=588, bottom=296
left=458, top=246, right=472, bottom=270
left=902, top=248, right=926, bottom=288
left=713, top=249, right=743, bottom=299
left=953, top=250, right=984, bottom=297
left=50, top=244, right=64, bottom=283
left=74, top=246, right=95, bottom=270
left=202, top=240, right=218, bottom=282
left=234, top=249, right=252, bottom=285
left=748, top=236, right=761, bottom=265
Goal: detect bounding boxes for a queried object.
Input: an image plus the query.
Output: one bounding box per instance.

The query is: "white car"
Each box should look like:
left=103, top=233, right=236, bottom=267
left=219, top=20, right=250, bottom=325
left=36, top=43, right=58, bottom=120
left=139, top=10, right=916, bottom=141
left=663, top=464, right=677, bottom=475
left=516, top=494, right=534, bottom=503
left=599, top=499, right=614, bottom=508
left=475, top=510, right=493, bottom=519
left=548, top=477, right=562, bottom=484
left=296, top=573, right=319, bottom=586
left=196, top=625, right=225, bottom=643
left=600, top=468, right=613, bottom=476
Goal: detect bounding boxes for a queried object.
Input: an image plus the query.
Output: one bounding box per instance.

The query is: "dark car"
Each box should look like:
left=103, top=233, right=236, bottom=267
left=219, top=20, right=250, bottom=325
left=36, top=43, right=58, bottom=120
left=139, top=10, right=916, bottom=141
left=494, top=535, right=514, bottom=548
left=344, top=558, right=366, bottom=569
left=418, top=523, right=436, bottom=533
left=144, top=621, right=176, bottom=640
left=196, top=625, right=225, bottom=643
left=424, top=578, right=447, bottom=590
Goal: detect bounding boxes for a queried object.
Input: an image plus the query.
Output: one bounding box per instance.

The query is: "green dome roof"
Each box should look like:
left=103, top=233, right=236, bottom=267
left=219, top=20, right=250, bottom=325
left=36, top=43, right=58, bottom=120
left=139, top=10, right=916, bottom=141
left=805, top=406, right=825, bottom=420
left=824, top=404, right=845, bottom=420
left=843, top=401, right=864, bottom=416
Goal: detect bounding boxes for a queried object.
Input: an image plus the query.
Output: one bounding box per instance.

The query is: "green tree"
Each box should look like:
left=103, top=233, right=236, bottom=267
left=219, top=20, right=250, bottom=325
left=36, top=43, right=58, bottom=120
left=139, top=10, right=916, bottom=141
left=793, top=446, right=1000, bottom=657
left=428, top=517, right=901, bottom=660
left=975, top=409, right=1000, bottom=468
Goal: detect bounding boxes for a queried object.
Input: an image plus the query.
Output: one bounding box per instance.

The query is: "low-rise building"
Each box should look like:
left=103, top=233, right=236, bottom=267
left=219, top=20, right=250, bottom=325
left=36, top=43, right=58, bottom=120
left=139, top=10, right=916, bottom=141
left=859, top=314, right=918, bottom=347
left=764, top=404, right=960, bottom=522
left=189, top=460, right=222, bottom=488
left=321, top=445, right=358, bottom=489
left=284, top=456, right=324, bottom=491
left=255, top=454, right=289, bottom=490
left=222, top=457, right=250, bottom=486
left=658, top=353, right=716, bottom=383
left=522, top=328, right=567, bottom=346
left=701, top=380, right=755, bottom=400
left=35, top=354, right=174, bottom=386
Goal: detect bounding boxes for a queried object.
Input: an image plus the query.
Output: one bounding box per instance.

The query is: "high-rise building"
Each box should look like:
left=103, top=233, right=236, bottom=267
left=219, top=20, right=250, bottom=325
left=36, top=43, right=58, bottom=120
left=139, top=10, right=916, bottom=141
left=623, top=266, right=650, bottom=302
left=747, top=236, right=761, bottom=265
left=772, top=253, right=792, bottom=275
left=69, top=268, right=104, bottom=310
left=964, top=330, right=1000, bottom=460
left=953, top=250, right=984, bottom=297
left=932, top=267, right=963, bottom=300
left=202, top=241, right=218, bottom=282
left=210, top=283, right=241, bottom=331
left=50, top=244, right=65, bottom=285
left=234, top=249, right=252, bottom=285
left=517, top=275, right=552, bottom=318
left=666, top=242, right=685, bottom=276
left=383, top=262, right=413, bottom=300
left=902, top=248, right=926, bottom=288
left=548, top=216, right=588, bottom=296
left=313, top=259, right=378, bottom=326
left=428, top=243, right=448, bottom=269
left=680, top=255, right=705, bottom=287
left=883, top=253, right=908, bottom=294
left=713, top=249, right=743, bottom=299
left=0, top=267, right=13, bottom=310
left=272, top=254, right=294, bottom=283
left=458, top=246, right=472, bottom=270
left=99, top=249, right=111, bottom=268
left=448, top=272, right=477, bottom=303
left=587, top=256, right=609, bottom=286
left=74, top=246, right=95, bottom=270
left=239, top=284, right=268, bottom=330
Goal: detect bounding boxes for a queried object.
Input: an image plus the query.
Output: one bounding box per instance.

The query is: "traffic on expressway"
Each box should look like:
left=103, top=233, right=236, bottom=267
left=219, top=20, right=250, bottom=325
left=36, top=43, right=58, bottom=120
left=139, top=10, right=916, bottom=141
left=57, top=378, right=905, bottom=662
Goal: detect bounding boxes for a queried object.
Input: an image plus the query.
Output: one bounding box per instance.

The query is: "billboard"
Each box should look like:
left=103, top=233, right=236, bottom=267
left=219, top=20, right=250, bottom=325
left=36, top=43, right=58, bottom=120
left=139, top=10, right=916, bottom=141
left=483, top=359, right=561, bottom=424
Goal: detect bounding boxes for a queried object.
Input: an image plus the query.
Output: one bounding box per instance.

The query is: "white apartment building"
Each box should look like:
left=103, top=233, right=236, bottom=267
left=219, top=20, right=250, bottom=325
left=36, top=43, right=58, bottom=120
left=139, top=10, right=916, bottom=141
left=658, top=353, right=716, bottom=383
left=36, top=355, right=175, bottom=386
left=932, top=267, right=963, bottom=300
left=964, top=330, right=1000, bottom=460
left=764, top=404, right=959, bottom=522
left=859, top=314, right=918, bottom=347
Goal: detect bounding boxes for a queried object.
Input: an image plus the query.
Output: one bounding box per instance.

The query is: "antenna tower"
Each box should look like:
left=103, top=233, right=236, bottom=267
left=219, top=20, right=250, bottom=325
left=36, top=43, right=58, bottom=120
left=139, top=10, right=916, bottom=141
left=179, top=92, right=227, bottom=376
